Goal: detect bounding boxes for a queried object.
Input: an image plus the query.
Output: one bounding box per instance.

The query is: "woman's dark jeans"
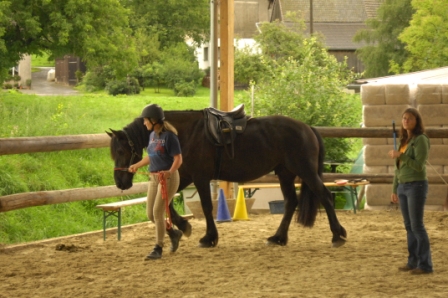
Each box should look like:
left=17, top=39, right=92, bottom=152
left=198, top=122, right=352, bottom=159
left=397, top=180, right=433, bottom=272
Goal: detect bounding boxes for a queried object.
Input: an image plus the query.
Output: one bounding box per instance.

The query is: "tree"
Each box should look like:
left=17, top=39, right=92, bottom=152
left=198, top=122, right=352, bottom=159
left=398, top=0, right=448, bottom=72
left=354, top=0, right=414, bottom=78
left=237, top=16, right=360, bottom=165
left=0, top=0, right=138, bottom=83
left=121, top=0, right=210, bottom=48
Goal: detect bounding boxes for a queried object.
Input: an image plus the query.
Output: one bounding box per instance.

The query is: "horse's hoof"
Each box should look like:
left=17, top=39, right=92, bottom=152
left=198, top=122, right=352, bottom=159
left=198, top=238, right=218, bottom=248
left=182, top=222, right=192, bottom=238
left=331, top=239, right=346, bottom=248
left=266, top=236, right=287, bottom=246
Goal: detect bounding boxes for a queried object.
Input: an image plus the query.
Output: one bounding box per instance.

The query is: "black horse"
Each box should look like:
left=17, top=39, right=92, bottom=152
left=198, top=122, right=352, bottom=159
left=108, top=107, right=346, bottom=248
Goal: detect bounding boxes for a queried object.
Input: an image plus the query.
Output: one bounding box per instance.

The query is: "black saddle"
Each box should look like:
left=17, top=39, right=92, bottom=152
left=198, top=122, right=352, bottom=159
left=204, top=104, right=248, bottom=158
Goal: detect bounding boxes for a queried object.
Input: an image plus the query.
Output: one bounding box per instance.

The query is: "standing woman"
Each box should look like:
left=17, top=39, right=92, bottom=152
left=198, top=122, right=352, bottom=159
left=129, top=104, right=183, bottom=260
left=388, top=107, right=433, bottom=274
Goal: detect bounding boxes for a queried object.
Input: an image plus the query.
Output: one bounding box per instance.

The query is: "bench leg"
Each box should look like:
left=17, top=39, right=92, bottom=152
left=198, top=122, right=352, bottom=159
left=102, top=211, right=107, bottom=241
left=118, top=208, right=121, bottom=241
left=349, top=187, right=357, bottom=214
left=102, top=209, right=121, bottom=240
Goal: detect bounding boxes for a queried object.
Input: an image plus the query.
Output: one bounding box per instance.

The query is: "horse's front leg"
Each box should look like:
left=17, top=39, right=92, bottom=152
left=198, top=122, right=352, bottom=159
left=267, top=184, right=298, bottom=246
left=195, top=181, right=218, bottom=247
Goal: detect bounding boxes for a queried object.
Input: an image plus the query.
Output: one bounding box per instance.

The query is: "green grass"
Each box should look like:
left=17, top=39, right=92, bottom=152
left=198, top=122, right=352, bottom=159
left=0, top=87, right=362, bottom=244
left=31, top=53, right=54, bottom=67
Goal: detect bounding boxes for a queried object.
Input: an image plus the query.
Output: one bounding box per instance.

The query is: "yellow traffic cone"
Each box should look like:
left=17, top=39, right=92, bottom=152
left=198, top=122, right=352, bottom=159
left=233, top=187, right=249, bottom=220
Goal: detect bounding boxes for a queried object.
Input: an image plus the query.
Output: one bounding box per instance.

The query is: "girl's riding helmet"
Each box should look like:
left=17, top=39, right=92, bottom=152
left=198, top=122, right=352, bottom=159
left=141, top=104, right=165, bottom=122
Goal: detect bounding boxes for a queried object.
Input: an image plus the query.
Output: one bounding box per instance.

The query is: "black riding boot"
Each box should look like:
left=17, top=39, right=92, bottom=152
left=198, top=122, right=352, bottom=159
left=145, top=244, right=163, bottom=260
left=167, top=228, right=183, bottom=253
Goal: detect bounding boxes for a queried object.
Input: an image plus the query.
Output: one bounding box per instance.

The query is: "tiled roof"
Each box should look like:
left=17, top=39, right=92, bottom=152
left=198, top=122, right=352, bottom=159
left=278, top=0, right=382, bottom=50
left=280, top=0, right=380, bottom=22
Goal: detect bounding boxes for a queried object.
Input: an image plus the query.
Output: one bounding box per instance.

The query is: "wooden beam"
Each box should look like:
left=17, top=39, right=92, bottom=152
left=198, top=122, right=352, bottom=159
left=1, top=127, right=448, bottom=156
left=219, top=0, right=235, bottom=199
left=0, top=182, right=148, bottom=213
left=247, top=173, right=448, bottom=184
left=0, top=134, right=110, bottom=155
left=219, top=0, right=234, bottom=112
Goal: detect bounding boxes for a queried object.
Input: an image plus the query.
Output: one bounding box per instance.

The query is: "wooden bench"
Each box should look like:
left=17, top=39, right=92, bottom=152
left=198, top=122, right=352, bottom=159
left=96, top=193, right=193, bottom=240
left=238, top=181, right=369, bottom=214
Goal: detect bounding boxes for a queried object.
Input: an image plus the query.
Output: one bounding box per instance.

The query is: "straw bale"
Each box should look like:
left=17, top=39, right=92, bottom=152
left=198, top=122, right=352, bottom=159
left=416, top=84, right=442, bottom=105
left=426, top=164, right=444, bottom=176
left=443, top=85, right=448, bottom=104
left=427, top=185, right=448, bottom=205
left=365, top=184, right=392, bottom=206
left=361, top=84, right=385, bottom=105
left=363, top=138, right=388, bottom=145
left=364, top=184, right=447, bottom=210
left=385, top=84, right=411, bottom=105
left=417, top=104, right=448, bottom=125
left=428, top=145, right=448, bottom=165
left=363, top=165, right=388, bottom=174
left=443, top=125, right=448, bottom=144
left=363, top=105, right=410, bottom=127
left=364, top=145, right=395, bottom=166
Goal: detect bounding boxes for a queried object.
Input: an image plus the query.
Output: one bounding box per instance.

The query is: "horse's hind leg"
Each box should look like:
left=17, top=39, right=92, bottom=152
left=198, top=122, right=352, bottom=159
left=194, top=179, right=219, bottom=247
left=303, top=176, right=347, bottom=247
left=266, top=169, right=298, bottom=246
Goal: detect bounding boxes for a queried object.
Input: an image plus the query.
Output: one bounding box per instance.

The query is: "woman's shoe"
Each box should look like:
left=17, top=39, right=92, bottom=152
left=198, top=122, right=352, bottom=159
left=145, top=245, right=163, bottom=260
left=398, top=265, right=414, bottom=271
left=168, top=229, right=183, bottom=253
left=410, top=268, right=433, bottom=275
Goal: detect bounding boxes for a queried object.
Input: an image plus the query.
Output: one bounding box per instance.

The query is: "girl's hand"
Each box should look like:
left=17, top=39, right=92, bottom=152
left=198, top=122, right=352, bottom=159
left=388, top=150, right=401, bottom=159
left=391, top=193, right=398, bottom=204
left=128, top=165, right=138, bottom=173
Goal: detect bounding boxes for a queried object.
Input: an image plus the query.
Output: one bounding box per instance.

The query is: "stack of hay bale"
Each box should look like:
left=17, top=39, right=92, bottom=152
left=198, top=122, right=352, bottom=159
left=362, top=83, right=448, bottom=210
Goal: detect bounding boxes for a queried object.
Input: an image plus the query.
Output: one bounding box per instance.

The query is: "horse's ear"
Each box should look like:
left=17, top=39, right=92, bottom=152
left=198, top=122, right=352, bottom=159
left=106, top=130, right=114, bottom=138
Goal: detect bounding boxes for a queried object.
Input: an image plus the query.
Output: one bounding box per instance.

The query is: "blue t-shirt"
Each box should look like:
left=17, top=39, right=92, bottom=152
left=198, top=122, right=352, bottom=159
left=147, top=131, right=182, bottom=172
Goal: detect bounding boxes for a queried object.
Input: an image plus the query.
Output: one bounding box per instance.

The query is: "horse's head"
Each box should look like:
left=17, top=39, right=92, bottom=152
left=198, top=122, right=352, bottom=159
left=107, top=129, right=142, bottom=190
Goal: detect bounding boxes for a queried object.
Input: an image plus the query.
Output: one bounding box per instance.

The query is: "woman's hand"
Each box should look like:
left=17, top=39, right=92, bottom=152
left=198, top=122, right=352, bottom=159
left=388, top=150, right=401, bottom=159
left=391, top=193, right=398, bottom=204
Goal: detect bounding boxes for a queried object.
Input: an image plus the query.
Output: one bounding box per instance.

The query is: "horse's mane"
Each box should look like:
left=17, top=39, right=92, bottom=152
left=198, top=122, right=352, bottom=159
left=124, top=118, right=148, bottom=150
left=110, top=118, right=148, bottom=160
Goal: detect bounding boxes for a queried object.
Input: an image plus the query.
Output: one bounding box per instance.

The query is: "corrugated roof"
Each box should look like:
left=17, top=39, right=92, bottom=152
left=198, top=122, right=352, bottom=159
left=356, top=67, right=448, bottom=84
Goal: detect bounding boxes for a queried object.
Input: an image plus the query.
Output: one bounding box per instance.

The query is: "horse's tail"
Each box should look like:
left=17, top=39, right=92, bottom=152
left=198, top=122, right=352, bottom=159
left=297, top=126, right=324, bottom=227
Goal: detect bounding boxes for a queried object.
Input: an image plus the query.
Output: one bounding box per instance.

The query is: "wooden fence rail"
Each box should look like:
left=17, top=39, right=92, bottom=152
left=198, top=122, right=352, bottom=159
left=1, top=127, right=448, bottom=155
left=1, top=127, right=448, bottom=213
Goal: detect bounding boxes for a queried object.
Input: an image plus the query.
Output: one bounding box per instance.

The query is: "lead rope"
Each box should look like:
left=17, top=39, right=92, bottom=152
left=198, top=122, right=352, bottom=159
left=158, top=172, right=173, bottom=230
left=426, top=160, right=448, bottom=185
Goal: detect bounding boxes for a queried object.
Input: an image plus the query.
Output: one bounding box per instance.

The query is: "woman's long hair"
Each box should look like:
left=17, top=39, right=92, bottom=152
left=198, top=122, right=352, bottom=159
left=399, top=107, right=425, bottom=148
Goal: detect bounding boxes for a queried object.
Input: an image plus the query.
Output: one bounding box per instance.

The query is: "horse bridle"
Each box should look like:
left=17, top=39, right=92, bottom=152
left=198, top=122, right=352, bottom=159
left=114, top=129, right=142, bottom=172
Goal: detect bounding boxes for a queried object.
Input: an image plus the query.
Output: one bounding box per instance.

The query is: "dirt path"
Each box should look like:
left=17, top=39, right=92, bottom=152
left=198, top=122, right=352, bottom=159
left=1, top=210, right=448, bottom=297
left=20, top=67, right=79, bottom=96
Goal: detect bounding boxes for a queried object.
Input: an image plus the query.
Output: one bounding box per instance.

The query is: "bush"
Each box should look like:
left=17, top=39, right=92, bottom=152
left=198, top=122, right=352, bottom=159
left=173, top=81, right=196, bottom=97
left=75, top=70, right=83, bottom=83
left=3, top=83, right=13, bottom=89
left=83, top=66, right=116, bottom=92
left=106, top=77, right=141, bottom=96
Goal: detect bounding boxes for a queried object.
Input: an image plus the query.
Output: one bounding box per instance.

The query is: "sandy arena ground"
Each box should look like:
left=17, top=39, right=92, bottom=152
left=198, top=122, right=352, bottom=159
left=1, top=210, right=448, bottom=298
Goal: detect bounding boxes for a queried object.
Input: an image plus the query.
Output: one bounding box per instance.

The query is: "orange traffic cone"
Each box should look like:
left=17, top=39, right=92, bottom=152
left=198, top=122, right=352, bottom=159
left=216, top=188, right=232, bottom=222
left=233, top=187, right=249, bottom=220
